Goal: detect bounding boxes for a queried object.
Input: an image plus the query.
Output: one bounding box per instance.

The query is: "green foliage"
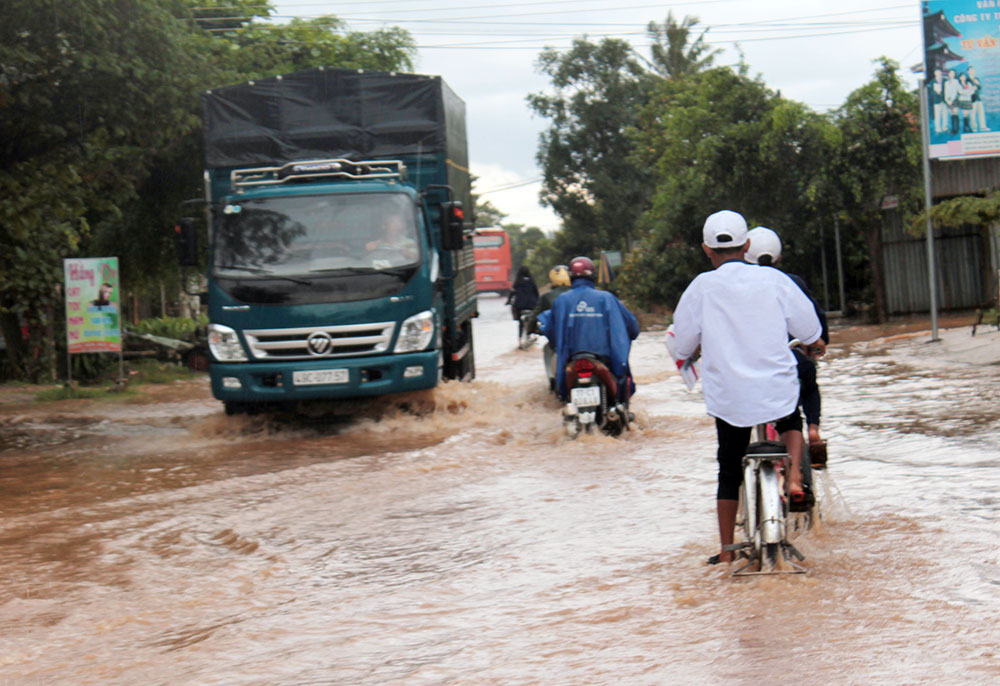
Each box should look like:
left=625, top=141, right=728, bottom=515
left=222, top=17, right=415, bottom=78
left=129, top=315, right=205, bottom=339
left=35, top=384, right=134, bottom=402
left=617, top=65, right=838, bottom=308
left=616, top=234, right=704, bottom=308
left=912, top=191, right=1000, bottom=231
left=473, top=195, right=507, bottom=228
left=826, top=57, right=921, bottom=320
left=646, top=13, right=721, bottom=79
left=528, top=38, right=657, bottom=257
left=1, top=0, right=415, bottom=380
left=503, top=224, right=555, bottom=275
left=127, top=358, right=200, bottom=384
left=69, top=353, right=120, bottom=384
left=2, top=0, right=210, bottom=379
left=831, top=58, right=921, bottom=213
left=34, top=358, right=197, bottom=400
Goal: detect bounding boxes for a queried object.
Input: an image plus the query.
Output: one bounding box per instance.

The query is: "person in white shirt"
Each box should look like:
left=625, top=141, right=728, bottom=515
left=944, top=69, right=960, bottom=135
left=671, top=210, right=825, bottom=564
left=930, top=68, right=947, bottom=135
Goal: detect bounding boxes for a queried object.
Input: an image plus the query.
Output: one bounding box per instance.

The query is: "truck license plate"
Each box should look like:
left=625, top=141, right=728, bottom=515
left=293, top=368, right=349, bottom=386
left=571, top=386, right=601, bottom=408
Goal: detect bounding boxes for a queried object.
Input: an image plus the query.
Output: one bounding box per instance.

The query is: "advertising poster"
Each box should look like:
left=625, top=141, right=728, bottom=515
left=924, top=0, right=1000, bottom=159
left=63, top=257, right=121, bottom=354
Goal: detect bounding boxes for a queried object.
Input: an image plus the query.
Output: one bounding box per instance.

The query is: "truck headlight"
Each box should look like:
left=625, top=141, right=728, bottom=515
left=208, top=323, right=248, bottom=362
left=394, top=310, right=435, bottom=353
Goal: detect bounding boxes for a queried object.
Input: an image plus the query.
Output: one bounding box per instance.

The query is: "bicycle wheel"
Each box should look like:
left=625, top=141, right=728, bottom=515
left=763, top=542, right=780, bottom=568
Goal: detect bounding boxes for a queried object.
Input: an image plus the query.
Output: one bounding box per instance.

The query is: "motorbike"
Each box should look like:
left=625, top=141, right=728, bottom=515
left=562, top=352, right=632, bottom=438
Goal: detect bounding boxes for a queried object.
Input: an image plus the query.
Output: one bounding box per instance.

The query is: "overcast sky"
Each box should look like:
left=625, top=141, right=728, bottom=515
left=272, top=1, right=924, bottom=232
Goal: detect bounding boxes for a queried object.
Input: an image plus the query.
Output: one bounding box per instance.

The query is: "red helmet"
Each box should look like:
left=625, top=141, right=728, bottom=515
left=568, top=256, right=595, bottom=279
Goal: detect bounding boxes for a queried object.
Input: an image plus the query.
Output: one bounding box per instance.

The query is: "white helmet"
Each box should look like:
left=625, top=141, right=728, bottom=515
left=746, top=226, right=782, bottom=265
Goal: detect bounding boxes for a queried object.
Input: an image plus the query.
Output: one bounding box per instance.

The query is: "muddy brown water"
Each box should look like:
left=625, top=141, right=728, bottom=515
left=1, top=297, right=998, bottom=685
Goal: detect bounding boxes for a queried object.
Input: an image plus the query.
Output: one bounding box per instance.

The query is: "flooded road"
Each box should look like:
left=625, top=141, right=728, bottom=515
left=1, top=296, right=999, bottom=685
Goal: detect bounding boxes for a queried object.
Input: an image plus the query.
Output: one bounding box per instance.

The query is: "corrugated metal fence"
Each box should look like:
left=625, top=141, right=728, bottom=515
left=882, top=211, right=986, bottom=314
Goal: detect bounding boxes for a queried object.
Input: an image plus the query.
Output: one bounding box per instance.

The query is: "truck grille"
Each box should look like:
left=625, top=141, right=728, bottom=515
left=243, top=322, right=396, bottom=360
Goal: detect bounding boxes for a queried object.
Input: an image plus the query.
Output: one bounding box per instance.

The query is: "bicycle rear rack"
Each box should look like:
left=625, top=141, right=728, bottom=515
left=725, top=540, right=807, bottom=576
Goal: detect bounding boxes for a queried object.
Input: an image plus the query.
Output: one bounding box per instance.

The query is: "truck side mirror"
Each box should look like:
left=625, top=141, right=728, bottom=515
left=440, top=201, right=466, bottom=251
left=174, top=217, right=199, bottom=266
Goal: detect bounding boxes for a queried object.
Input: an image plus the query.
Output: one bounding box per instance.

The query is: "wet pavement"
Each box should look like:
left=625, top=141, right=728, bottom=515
left=1, top=296, right=998, bottom=685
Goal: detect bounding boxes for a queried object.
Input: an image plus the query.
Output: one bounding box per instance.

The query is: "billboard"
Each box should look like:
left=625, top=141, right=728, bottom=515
left=64, top=257, right=121, bottom=353
left=924, top=0, right=1000, bottom=159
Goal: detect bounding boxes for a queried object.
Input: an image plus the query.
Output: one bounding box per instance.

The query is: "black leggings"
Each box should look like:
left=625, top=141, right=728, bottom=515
left=795, top=348, right=821, bottom=426
left=715, top=410, right=802, bottom=501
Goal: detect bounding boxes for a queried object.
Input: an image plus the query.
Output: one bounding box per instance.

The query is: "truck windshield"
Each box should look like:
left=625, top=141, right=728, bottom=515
left=213, top=192, right=421, bottom=277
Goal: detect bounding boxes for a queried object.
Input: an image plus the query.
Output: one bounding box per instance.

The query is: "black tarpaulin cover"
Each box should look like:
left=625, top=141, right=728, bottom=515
left=202, top=67, right=468, bottom=170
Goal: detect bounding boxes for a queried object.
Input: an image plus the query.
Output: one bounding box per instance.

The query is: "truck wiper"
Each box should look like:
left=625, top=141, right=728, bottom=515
left=216, top=264, right=312, bottom=285
left=310, top=266, right=411, bottom=276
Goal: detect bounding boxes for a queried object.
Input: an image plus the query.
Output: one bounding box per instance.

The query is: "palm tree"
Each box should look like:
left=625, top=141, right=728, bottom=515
left=646, top=12, right=722, bottom=79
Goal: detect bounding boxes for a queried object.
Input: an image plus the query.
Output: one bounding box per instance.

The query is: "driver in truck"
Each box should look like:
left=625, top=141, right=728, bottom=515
left=365, top=212, right=418, bottom=264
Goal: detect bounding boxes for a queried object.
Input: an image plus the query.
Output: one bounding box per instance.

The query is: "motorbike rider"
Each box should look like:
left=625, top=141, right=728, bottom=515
left=526, top=265, right=572, bottom=391
left=745, top=226, right=829, bottom=466
left=537, top=256, right=639, bottom=402
left=505, top=265, right=539, bottom=340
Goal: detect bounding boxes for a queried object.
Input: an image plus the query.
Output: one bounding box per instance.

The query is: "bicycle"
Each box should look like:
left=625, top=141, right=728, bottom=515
left=725, top=424, right=808, bottom=576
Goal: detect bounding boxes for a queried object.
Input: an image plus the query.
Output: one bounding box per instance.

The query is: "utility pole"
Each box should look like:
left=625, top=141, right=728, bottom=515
left=917, top=75, right=941, bottom=342
left=834, top=215, right=846, bottom=315
left=820, top=223, right=830, bottom=310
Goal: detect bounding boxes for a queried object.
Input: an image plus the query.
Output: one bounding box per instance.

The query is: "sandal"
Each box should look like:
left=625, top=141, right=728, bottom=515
left=788, top=484, right=815, bottom=512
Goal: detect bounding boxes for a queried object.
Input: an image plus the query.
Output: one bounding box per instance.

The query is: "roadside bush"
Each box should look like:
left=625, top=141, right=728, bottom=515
left=129, top=315, right=206, bottom=339
left=69, top=352, right=120, bottom=385
left=615, top=236, right=704, bottom=311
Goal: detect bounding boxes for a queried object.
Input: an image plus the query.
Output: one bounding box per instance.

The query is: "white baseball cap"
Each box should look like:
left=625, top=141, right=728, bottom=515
left=745, top=226, right=782, bottom=264
left=702, top=210, right=749, bottom=249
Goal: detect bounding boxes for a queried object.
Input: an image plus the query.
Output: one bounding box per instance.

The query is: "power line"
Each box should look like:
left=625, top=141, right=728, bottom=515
left=273, top=0, right=732, bottom=16
left=265, top=1, right=915, bottom=24
left=229, top=18, right=917, bottom=49
left=477, top=177, right=542, bottom=194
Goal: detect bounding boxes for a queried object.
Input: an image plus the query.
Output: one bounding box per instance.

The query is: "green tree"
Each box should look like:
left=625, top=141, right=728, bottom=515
left=504, top=224, right=549, bottom=273
left=473, top=196, right=507, bottom=228
left=646, top=12, right=721, bottom=79
left=827, top=58, right=922, bottom=322
left=527, top=38, right=656, bottom=258
left=187, top=0, right=271, bottom=32
left=222, top=17, right=415, bottom=78
left=1, top=0, right=417, bottom=380
left=616, top=64, right=837, bottom=308
left=1, top=0, right=210, bottom=380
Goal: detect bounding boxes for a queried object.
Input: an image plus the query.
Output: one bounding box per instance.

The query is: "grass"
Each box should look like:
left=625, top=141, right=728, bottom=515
left=34, top=385, right=135, bottom=402
left=31, top=359, right=202, bottom=403
left=128, top=359, right=201, bottom=384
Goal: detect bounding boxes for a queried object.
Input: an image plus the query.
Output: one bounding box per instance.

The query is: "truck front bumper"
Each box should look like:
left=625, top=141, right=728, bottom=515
left=210, top=350, right=440, bottom=403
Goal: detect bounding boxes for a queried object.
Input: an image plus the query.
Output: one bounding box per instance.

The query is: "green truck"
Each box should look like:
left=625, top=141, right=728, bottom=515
left=186, top=67, right=477, bottom=414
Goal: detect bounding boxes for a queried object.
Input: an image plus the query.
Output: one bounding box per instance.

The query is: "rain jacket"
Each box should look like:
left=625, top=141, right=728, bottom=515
left=537, top=278, right=639, bottom=400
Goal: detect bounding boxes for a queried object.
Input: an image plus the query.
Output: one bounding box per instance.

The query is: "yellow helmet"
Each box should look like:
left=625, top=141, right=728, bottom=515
left=549, top=265, right=571, bottom=287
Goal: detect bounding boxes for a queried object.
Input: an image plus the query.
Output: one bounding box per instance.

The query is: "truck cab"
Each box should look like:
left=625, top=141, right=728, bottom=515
left=193, top=69, right=477, bottom=414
